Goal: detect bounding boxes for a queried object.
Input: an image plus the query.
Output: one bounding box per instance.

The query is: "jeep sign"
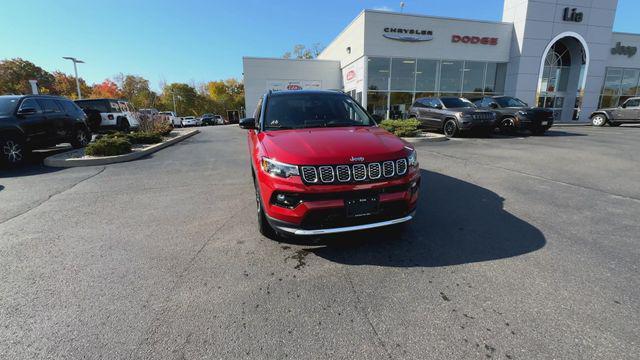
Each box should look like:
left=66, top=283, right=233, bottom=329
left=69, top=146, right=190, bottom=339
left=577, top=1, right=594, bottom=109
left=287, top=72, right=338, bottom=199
left=611, top=42, right=637, bottom=57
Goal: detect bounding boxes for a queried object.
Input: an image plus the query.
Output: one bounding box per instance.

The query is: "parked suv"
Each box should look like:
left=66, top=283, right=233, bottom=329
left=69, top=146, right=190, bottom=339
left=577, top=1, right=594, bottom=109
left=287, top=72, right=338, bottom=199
left=408, top=97, right=496, bottom=137
left=471, top=95, right=554, bottom=135
left=0, top=95, right=91, bottom=166
left=239, top=90, right=420, bottom=239
left=159, top=111, right=182, bottom=127
left=74, top=98, right=140, bottom=132
left=590, top=97, right=640, bottom=126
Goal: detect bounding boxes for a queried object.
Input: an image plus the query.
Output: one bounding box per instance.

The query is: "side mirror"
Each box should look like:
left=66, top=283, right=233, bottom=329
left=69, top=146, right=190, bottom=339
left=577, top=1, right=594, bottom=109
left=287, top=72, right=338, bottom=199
left=17, top=107, right=37, bottom=116
left=489, top=102, right=499, bottom=109
left=239, top=117, right=256, bottom=129
left=371, top=114, right=383, bottom=122
left=621, top=103, right=627, bottom=108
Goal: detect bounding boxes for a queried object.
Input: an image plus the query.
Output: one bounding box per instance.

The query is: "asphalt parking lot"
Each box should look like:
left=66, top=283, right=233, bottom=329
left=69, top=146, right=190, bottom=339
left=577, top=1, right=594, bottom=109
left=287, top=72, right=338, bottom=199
left=1, top=125, right=638, bottom=359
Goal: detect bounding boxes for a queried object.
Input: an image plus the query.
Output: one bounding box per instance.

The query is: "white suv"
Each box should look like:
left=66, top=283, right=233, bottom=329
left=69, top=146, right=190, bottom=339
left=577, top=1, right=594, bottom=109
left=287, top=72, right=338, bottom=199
left=75, top=98, right=140, bottom=132
left=159, top=111, right=182, bottom=127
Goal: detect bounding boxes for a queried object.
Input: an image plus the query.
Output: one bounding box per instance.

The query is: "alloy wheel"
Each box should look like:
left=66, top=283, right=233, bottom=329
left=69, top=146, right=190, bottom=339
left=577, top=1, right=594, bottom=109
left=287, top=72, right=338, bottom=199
left=2, top=140, right=23, bottom=164
left=501, top=118, right=515, bottom=131
left=77, top=130, right=89, bottom=146
left=592, top=115, right=606, bottom=126
left=444, top=120, right=457, bottom=137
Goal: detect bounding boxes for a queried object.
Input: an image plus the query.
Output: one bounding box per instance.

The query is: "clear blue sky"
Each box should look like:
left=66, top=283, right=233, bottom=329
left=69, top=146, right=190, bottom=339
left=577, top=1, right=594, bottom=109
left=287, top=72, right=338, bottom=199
left=1, top=0, right=639, bottom=90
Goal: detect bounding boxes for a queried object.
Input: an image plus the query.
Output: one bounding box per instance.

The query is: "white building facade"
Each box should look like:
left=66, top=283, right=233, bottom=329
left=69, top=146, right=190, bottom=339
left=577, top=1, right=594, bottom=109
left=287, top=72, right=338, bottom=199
left=244, top=0, right=639, bottom=123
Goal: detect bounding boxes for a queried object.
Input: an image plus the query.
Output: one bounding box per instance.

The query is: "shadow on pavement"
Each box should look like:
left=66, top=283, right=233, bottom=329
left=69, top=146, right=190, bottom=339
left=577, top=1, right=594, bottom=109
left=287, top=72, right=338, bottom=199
left=0, top=147, right=68, bottom=178
left=303, top=169, right=546, bottom=267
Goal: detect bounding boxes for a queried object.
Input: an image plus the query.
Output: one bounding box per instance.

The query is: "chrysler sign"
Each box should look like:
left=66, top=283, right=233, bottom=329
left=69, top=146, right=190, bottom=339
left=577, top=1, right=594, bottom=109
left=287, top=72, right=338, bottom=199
left=383, top=27, right=433, bottom=42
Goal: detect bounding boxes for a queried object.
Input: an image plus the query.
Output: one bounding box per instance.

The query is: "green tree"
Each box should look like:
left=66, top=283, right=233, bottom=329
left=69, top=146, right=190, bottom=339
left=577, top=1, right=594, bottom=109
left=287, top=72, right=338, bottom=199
left=159, top=83, right=200, bottom=116
left=0, top=58, right=55, bottom=95
left=119, top=74, right=157, bottom=108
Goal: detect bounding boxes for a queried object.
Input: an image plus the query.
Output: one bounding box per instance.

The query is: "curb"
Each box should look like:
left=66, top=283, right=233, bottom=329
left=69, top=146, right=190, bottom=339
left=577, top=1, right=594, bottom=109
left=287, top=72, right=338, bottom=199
left=402, top=132, right=448, bottom=143
left=44, top=129, right=200, bottom=168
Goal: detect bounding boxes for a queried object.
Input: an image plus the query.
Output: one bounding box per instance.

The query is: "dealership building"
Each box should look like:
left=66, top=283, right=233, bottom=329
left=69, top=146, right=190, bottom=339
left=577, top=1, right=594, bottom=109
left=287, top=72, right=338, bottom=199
left=243, top=0, right=639, bottom=123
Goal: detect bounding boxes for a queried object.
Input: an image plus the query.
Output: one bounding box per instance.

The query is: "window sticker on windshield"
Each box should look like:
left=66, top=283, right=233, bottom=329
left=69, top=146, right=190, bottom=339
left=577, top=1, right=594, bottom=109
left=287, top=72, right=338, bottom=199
left=270, top=119, right=280, bottom=126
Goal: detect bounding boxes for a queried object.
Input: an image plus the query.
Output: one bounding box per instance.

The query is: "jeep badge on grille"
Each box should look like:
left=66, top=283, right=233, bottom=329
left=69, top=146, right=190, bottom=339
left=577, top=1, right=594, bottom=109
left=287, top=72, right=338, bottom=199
left=350, top=156, right=365, bottom=162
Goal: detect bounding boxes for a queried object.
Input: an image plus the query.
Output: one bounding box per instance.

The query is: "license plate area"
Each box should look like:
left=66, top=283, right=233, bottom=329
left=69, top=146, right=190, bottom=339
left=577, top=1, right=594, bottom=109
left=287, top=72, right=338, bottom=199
left=345, top=195, right=379, bottom=218
left=541, top=120, right=548, bottom=126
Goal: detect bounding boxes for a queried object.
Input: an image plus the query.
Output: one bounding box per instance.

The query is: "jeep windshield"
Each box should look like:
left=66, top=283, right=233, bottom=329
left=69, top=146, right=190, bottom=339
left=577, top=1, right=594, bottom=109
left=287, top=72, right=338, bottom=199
left=441, top=97, right=475, bottom=109
left=0, top=96, right=20, bottom=116
left=263, top=93, right=374, bottom=130
left=495, top=96, right=527, bottom=108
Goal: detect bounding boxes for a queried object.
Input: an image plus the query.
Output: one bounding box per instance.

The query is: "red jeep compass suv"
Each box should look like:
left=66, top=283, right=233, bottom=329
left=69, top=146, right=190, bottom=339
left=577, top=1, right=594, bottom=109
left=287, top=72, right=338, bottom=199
left=240, top=90, right=420, bottom=238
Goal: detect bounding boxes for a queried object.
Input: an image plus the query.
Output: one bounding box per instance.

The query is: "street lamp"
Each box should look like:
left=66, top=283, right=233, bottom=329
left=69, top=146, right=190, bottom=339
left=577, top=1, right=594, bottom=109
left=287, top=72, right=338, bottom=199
left=62, top=57, right=85, bottom=99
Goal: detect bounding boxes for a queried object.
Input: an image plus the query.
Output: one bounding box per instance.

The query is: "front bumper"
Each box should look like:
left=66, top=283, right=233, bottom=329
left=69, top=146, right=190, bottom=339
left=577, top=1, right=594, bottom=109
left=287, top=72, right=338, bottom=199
left=516, top=114, right=554, bottom=129
left=258, top=167, right=420, bottom=235
left=268, top=212, right=415, bottom=235
left=459, top=119, right=496, bottom=130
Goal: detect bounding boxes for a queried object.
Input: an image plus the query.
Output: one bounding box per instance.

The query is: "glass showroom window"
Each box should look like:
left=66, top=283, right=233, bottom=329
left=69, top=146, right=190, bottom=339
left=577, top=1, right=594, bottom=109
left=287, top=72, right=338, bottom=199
left=415, top=59, right=438, bottom=92
left=599, top=68, right=623, bottom=108
left=368, top=57, right=390, bottom=91
left=484, top=63, right=507, bottom=94
left=390, top=58, right=416, bottom=91
left=462, top=61, right=485, bottom=93
left=366, top=92, right=388, bottom=117
left=439, top=61, right=464, bottom=94
left=389, top=92, right=413, bottom=119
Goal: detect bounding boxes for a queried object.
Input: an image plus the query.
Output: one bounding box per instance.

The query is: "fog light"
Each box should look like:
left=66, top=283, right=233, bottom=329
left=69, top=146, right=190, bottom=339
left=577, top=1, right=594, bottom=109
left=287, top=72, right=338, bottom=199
left=272, top=193, right=302, bottom=208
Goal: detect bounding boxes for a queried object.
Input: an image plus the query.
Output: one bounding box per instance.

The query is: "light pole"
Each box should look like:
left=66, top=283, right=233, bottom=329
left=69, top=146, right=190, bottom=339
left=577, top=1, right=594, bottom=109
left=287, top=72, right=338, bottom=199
left=62, top=57, right=85, bottom=99
left=172, top=92, right=177, bottom=115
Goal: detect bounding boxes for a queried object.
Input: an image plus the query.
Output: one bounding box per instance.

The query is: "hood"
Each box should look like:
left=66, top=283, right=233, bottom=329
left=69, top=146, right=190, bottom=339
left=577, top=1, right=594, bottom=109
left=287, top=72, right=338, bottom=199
left=596, top=107, right=618, bottom=112
left=450, top=108, right=493, bottom=115
left=258, top=126, right=410, bottom=165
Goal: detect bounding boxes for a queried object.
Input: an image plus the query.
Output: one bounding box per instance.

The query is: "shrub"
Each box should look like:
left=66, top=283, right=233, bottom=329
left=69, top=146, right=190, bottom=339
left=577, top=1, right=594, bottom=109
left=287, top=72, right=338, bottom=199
left=126, top=131, right=163, bottom=144
left=85, top=137, right=132, bottom=156
left=138, top=113, right=173, bottom=135
left=379, top=118, right=421, bottom=137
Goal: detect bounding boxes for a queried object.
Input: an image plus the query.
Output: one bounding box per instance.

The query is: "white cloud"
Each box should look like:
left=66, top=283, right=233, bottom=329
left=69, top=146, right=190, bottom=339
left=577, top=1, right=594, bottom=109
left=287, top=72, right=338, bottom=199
left=372, top=6, right=393, bottom=11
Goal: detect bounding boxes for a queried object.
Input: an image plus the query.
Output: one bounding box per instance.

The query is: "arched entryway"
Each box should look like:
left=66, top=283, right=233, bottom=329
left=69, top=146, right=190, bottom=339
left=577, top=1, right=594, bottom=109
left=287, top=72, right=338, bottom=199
left=537, top=33, right=589, bottom=121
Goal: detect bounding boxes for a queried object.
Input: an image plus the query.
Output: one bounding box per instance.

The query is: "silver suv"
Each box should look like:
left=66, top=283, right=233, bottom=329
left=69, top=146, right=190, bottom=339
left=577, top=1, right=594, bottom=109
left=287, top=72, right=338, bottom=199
left=590, top=97, right=640, bottom=127
left=408, top=97, right=496, bottom=137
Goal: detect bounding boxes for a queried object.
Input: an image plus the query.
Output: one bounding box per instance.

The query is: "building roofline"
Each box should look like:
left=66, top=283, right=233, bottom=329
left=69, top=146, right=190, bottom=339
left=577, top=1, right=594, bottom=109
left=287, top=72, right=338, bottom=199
left=318, top=10, right=366, bottom=59
left=363, top=9, right=512, bottom=26
left=243, top=56, right=339, bottom=62
left=612, top=31, right=640, bottom=36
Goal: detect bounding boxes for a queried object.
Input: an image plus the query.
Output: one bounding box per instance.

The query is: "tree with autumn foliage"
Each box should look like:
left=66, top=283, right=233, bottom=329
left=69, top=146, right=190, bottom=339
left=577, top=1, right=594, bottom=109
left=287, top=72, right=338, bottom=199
left=0, top=58, right=55, bottom=95
left=51, top=71, right=92, bottom=99
left=90, top=79, right=122, bottom=98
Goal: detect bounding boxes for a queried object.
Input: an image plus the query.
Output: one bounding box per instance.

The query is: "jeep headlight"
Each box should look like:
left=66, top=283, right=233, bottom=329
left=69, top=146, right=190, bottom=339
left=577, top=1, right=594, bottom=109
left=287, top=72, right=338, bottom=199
left=260, top=157, right=300, bottom=178
left=406, top=146, right=418, bottom=167
left=517, top=110, right=529, bottom=117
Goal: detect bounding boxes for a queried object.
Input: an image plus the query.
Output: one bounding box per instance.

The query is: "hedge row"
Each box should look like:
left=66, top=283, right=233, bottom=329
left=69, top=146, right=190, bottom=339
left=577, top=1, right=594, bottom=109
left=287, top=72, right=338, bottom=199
left=379, top=118, right=421, bottom=137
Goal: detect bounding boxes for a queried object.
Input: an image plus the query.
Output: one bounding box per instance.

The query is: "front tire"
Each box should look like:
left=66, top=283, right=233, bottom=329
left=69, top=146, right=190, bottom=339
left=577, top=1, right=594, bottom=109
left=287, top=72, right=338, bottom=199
left=591, top=114, right=607, bottom=127
left=443, top=119, right=459, bottom=138
left=499, top=117, right=516, bottom=134
left=71, top=127, right=91, bottom=149
left=1, top=134, right=26, bottom=167
left=254, top=177, right=277, bottom=239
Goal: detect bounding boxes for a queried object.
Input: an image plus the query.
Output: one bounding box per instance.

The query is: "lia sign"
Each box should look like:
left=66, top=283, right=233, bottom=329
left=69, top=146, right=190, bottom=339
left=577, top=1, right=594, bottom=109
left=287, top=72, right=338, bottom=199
left=562, top=7, right=583, bottom=22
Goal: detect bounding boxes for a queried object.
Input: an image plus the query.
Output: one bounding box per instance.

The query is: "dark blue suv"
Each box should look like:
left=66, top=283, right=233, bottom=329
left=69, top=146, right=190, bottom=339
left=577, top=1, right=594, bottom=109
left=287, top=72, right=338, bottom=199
left=0, top=95, right=91, bottom=167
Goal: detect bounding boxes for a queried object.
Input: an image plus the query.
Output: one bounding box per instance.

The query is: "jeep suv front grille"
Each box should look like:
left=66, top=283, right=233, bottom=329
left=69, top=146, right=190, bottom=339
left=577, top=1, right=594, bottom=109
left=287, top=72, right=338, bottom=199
left=301, top=167, right=318, bottom=183
left=472, top=112, right=494, bottom=121
left=300, top=158, right=409, bottom=185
